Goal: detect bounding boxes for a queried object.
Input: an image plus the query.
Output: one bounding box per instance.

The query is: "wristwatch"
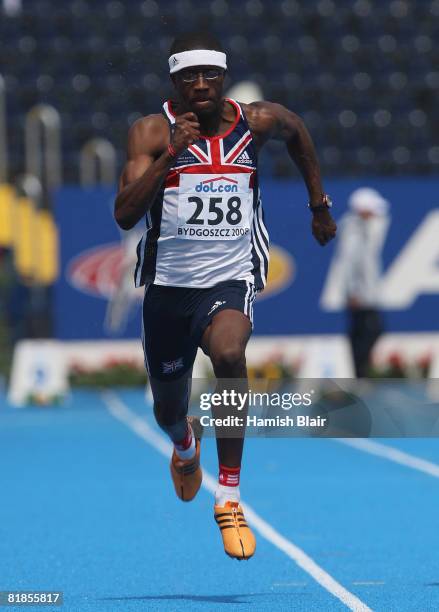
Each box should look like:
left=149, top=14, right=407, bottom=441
left=308, top=194, right=332, bottom=212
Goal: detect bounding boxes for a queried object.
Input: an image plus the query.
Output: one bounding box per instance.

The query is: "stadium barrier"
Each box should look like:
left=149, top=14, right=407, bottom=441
left=80, top=138, right=117, bottom=187
left=25, top=104, right=62, bottom=195
left=8, top=334, right=439, bottom=406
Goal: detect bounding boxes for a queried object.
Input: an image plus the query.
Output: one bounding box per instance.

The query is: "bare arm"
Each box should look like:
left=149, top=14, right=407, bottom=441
left=244, top=101, right=336, bottom=245
left=115, top=111, right=202, bottom=230
left=114, top=115, right=173, bottom=230
left=245, top=101, right=324, bottom=203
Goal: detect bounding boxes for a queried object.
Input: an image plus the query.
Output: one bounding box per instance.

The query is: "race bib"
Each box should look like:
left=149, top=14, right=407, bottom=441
left=177, top=173, right=252, bottom=240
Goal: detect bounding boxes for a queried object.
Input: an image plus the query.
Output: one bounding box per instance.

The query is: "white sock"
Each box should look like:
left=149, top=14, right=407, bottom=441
left=174, top=425, right=196, bottom=460
left=215, top=484, right=240, bottom=506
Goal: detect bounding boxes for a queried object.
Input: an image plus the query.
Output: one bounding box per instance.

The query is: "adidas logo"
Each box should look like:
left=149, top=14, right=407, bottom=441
left=236, top=150, right=251, bottom=164
left=208, top=300, right=226, bottom=316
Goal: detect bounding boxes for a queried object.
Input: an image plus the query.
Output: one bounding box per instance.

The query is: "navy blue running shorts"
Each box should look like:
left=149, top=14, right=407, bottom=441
left=141, top=280, right=256, bottom=381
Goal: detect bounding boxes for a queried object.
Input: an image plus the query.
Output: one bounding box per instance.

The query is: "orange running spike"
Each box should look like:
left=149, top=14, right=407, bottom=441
left=214, top=501, right=256, bottom=560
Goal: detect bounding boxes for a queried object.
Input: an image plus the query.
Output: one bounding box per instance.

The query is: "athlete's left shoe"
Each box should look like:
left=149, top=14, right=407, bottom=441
left=170, top=416, right=203, bottom=502
left=214, top=501, right=256, bottom=560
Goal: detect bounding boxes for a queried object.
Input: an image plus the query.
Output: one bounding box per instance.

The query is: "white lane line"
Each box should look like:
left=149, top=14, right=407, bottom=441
left=335, top=438, right=439, bottom=479
left=102, top=391, right=372, bottom=612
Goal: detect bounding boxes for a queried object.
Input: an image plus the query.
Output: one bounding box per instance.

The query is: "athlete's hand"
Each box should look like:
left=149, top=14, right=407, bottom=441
left=311, top=209, right=337, bottom=246
left=171, top=112, right=200, bottom=153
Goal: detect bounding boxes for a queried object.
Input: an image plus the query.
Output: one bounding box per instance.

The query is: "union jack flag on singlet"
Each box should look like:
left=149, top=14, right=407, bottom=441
left=134, top=98, right=269, bottom=291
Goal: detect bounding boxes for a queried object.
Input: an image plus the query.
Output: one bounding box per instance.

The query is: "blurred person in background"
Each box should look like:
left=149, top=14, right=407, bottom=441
left=335, top=188, right=390, bottom=377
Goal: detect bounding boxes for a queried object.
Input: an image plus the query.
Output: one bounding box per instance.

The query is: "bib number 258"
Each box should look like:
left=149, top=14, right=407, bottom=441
left=186, top=196, right=242, bottom=226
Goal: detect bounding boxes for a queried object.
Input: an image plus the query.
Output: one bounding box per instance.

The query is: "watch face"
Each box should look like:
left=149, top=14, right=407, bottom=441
left=308, top=195, right=332, bottom=209
left=323, top=194, right=332, bottom=207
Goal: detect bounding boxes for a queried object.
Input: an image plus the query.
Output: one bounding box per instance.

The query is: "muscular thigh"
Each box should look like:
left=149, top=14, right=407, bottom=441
left=195, top=280, right=256, bottom=357
left=201, top=309, right=252, bottom=358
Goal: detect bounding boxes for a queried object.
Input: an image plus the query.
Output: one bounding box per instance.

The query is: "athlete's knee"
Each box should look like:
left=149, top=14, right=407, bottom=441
left=210, top=344, right=246, bottom=377
left=153, top=399, right=186, bottom=427
left=149, top=372, right=191, bottom=430
left=153, top=399, right=189, bottom=442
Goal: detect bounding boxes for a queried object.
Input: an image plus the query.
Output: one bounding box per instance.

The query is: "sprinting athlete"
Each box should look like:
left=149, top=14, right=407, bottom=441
left=114, top=31, right=337, bottom=560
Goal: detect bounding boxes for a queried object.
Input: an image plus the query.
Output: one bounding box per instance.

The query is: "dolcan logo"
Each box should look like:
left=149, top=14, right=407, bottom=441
left=195, top=176, right=238, bottom=193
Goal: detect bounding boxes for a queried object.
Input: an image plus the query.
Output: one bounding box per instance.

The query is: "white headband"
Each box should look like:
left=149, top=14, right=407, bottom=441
left=169, top=49, right=227, bottom=74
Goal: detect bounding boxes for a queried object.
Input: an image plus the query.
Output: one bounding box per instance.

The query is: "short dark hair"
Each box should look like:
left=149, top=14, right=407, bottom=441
left=169, top=31, right=224, bottom=56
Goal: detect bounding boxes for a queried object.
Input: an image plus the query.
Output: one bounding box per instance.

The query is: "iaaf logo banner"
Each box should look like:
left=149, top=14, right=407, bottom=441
left=67, top=211, right=439, bottom=312
left=68, top=244, right=126, bottom=298
left=195, top=176, right=238, bottom=193
left=54, top=181, right=439, bottom=339
left=67, top=241, right=292, bottom=303
left=67, top=239, right=144, bottom=335
left=66, top=226, right=145, bottom=300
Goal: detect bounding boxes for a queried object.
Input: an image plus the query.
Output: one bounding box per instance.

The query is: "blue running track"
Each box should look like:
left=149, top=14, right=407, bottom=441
left=1, top=389, right=439, bottom=612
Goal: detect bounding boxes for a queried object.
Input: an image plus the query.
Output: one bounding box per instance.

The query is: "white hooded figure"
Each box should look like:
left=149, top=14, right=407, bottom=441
left=334, top=187, right=390, bottom=376
left=339, top=187, right=390, bottom=309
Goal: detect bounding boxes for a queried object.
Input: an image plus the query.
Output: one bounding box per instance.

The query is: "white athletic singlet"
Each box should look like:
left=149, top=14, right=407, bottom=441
left=134, top=98, right=269, bottom=290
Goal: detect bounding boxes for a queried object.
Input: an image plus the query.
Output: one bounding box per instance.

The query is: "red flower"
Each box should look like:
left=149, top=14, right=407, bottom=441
left=387, top=352, right=405, bottom=370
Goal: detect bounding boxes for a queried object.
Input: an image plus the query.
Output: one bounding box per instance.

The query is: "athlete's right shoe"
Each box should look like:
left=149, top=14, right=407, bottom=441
left=170, top=416, right=203, bottom=502
left=214, top=501, right=256, bottom=560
